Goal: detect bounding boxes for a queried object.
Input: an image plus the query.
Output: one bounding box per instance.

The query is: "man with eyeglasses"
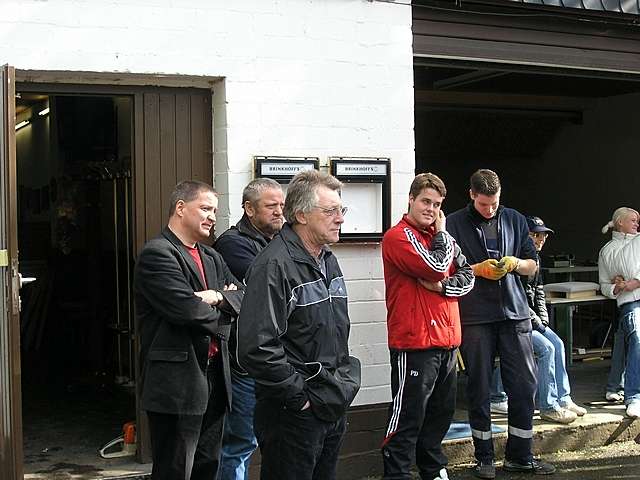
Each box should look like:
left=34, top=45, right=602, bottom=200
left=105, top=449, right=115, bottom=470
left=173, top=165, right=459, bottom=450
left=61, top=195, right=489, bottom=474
left=238, top=170, right=361, bottom=480
left=215, top=178, right=285, bottom=480
left=381, top=173, right=474, bottom=480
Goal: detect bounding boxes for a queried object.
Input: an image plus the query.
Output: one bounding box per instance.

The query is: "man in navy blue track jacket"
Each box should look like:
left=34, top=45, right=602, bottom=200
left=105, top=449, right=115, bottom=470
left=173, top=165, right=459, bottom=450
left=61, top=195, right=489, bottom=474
left=447, top=169, right=555, bottom=479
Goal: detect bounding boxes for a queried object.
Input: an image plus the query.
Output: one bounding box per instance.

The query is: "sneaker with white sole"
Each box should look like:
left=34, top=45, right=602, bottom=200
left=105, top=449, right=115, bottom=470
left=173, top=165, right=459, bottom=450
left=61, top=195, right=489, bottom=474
left=605, top=391, right=624, bottom=402
left=626, top=402, right=640, bottom=418
left=559, top=399, right=587, bottom=416
left=540, top=407, right=577, bottom=424
left=433, top=467, right=449, bottom=480
left=490, top=401, right=508, bottom=415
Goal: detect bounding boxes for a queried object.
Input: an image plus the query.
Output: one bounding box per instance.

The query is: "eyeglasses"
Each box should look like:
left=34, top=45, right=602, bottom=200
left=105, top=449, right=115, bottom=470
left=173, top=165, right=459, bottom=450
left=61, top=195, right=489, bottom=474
left=315, top=205, right=348, bottom=217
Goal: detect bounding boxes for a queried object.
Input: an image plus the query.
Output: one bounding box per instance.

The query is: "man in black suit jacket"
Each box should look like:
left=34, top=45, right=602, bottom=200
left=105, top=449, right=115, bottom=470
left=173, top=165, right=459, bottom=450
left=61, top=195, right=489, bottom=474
left=134, top=180, right=241, bottom=480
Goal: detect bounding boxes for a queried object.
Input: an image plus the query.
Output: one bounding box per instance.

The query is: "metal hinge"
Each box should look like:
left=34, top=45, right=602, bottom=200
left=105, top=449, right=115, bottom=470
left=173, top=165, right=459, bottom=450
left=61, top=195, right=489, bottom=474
left=0, top=249, right=8, bottom=267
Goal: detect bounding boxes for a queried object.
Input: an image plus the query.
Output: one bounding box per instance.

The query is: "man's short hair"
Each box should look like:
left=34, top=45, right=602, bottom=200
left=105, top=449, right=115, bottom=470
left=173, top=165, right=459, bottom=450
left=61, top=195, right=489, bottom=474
left=169, top=180, right=216, bottom=216
left=409, top=173, right=447, bottom=198
left=242, top=178, right=283, bottom=206
left=470, top=169, right=501, bottom=196
left=283, top=170, right=342, bottom=225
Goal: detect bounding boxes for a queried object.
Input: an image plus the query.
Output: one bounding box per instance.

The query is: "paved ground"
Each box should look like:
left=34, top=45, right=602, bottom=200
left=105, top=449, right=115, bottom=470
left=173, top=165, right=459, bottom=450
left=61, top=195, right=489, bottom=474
left=23, top=357, right=637, bottom=479
left=443, top=440, right=640, bottom=479
left=358, top=357, right=640, bottom=480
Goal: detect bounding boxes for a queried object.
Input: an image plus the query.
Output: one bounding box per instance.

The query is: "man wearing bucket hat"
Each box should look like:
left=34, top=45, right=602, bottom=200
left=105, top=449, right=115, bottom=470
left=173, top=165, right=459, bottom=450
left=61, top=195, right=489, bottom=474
left=491, top=216, right=587, bottom=425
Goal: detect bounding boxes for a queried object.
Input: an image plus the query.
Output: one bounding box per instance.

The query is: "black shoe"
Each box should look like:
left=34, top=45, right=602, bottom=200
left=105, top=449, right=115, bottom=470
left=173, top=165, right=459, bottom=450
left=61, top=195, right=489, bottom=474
left=473, top=461, right=496, bottom=479
left=503, top=458, right=556, bottom=475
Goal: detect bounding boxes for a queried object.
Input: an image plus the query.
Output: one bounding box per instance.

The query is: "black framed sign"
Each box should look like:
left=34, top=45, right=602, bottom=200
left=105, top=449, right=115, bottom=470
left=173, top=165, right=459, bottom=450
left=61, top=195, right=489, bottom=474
left=330, top=157, right=391, bottom=242
left=254, top=156, right=319, bottom=184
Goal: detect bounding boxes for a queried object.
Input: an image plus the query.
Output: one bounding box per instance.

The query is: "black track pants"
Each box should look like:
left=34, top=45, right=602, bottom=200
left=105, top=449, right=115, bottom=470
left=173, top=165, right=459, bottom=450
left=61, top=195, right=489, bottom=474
left=381, top=348, right=457, bottom=480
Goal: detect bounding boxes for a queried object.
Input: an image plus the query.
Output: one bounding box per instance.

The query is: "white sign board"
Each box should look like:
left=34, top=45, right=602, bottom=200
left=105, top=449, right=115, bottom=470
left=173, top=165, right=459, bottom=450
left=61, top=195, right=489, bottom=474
left=335, top=163, right=387, bottom=176
left=340, top=183, right=383, bottom=234
left=260, top=163, right=316, bottom=176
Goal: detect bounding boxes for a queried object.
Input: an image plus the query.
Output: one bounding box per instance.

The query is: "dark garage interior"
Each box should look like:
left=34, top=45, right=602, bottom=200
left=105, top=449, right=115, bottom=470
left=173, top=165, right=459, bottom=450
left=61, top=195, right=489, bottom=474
left=15, top=93, right=138, bottom=477
left=414, top=60, right=640, bottom=350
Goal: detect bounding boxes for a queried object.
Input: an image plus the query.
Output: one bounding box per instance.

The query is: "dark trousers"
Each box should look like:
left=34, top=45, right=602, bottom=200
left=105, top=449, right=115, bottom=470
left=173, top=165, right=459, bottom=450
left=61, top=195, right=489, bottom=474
left=381, top=348, right=457, bottom=480
left=254, top=400, right=347, bottom=480
left=147, top=358, right=227, bottom=480
left=460, top=320, right=537, bottom=464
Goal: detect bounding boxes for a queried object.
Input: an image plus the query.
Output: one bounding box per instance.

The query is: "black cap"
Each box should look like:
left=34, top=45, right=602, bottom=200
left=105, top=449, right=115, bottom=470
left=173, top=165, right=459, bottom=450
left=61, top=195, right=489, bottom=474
left=527, top=216, right=554, bottom=234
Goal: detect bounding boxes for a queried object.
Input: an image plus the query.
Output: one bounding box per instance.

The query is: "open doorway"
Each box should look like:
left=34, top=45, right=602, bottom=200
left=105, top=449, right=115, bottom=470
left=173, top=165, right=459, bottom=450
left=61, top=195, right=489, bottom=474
left=16, top=92, right=140, bottom=477
left=414, top=61, right=640, bottom=353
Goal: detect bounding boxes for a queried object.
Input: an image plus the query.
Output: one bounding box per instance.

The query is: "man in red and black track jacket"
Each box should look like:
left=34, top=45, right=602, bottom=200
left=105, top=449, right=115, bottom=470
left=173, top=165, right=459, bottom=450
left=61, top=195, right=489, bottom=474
left=381, top=173, right=474, bottom=480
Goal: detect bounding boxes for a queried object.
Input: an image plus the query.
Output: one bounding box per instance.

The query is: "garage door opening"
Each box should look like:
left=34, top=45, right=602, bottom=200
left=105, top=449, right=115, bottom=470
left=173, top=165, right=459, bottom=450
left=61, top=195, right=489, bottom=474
left=414, top=61, right=640, bottom=352
left=16, top=92, right=139, bottom=477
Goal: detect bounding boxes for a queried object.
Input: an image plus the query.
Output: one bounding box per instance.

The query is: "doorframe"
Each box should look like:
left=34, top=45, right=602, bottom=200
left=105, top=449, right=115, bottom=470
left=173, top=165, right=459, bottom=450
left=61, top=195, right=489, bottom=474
left=1, top=64, right=23, bottom=480
left=6, top=72, right=218, bottom=472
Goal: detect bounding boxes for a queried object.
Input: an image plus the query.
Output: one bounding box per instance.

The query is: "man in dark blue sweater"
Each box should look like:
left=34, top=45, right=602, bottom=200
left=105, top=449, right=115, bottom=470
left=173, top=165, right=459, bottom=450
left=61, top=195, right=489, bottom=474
left=214, top=178, right=284, bottom=480
left=447, top=169, right=555, bottom=479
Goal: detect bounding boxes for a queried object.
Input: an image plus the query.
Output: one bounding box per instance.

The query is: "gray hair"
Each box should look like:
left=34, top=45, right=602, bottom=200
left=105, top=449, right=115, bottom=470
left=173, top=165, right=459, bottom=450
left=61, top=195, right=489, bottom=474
left=283, top=170, right=342, bottom=224
left=242, top=178, right=282, bottom=206
left=169, top=180, right=216, bottom=217
left=602, top=207, right=640, bottom=234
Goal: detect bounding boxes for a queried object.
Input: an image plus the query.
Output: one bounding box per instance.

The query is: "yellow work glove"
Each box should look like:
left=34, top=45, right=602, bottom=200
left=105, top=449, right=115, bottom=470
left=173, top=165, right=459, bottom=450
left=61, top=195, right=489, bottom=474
left=472, top=259, right=507, bottom=281
left=499, top=256, right=520, bottom=273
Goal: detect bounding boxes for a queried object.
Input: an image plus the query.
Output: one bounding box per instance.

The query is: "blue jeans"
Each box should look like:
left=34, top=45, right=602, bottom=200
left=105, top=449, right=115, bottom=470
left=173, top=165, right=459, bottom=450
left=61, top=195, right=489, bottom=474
left=606, top=315, right=626, bottom=393
left=219, top=373, right=258, bottom=480
left=533, top=328, right=571, bottom=411
left=619, top=301, right=640, bottom=406
left=490, top=328, right=573, bottom=411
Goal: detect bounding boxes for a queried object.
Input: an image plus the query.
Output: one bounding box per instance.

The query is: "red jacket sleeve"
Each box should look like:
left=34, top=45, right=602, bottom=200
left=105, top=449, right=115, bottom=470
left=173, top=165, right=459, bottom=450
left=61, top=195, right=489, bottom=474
left=382, top=227, right=454, bottom=281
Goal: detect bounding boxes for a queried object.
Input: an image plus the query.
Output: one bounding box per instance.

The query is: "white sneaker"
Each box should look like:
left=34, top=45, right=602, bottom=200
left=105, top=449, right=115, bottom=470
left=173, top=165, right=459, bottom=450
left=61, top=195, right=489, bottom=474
left=605, top=391, right=624, bottom=402
left=560, top=399, right=587, bottom=416
left=540, top=407, right=577, bottom=424
left=490, top=401, right=508, bottom=415
left=626, top=402, right=640, bottom=418
left=433, top=467, right=449, bottom=480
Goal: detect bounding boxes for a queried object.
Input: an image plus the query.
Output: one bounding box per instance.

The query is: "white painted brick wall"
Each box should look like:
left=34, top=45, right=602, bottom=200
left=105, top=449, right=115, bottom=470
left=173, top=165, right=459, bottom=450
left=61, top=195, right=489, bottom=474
left=1, top=0, right=414, bottom=406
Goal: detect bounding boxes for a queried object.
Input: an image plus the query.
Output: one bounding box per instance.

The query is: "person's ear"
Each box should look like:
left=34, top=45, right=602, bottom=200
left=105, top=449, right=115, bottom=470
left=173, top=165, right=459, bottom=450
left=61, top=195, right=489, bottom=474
left=175, top=200, right=186, bottom=217
left=469, top=189, right=475, bottom=201
left=295, top=210, right=308, bottom=225
left=244, top=201, right=255, bottom=219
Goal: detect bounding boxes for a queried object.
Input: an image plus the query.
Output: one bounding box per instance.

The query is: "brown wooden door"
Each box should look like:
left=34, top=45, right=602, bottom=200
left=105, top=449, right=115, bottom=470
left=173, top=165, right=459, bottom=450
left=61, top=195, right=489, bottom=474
left=132, top=87, right=213, bottom=461
left=134, top=89, right=213, bottom=254
left=0, top=64, right=24, bottom=480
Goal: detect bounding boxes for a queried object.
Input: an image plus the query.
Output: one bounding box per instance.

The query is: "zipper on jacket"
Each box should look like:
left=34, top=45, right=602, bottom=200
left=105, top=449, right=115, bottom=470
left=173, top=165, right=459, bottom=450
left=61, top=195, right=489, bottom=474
left=496, top=211, right=506, bottom=318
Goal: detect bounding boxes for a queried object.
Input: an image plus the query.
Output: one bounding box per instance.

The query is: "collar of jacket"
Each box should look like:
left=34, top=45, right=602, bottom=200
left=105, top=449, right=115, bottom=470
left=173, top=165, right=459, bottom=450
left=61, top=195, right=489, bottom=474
left=162, top=226, right=209, bottom=290
left=465, top=202, right=505, bottom=226
left=236, top=214, right=271, bottom=247
left=279, top=223, right=333, bottom=267
left=612, top=230, right=638, bottom=242
left=163, top=225, right=191, bottom=249
left=400, top=213, right=437, bottom=237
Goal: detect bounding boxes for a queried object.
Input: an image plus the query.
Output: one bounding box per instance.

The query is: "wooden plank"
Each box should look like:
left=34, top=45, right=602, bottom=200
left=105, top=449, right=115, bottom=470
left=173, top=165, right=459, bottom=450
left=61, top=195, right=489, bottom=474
left=412, top=4, right=640, bottom=42
left=143, top=93, right=162, bottom=238
left=133, top=93, right=146, bottom=256
left=175, top=93, right=192, bottom=183
left=413, top=18, right=640, bottom=55
left=415, top=90, right=593, bottom=110
left=159, top=93, right=176, bottom=215
left=413, top=34, right=640, bottom=73
left=190, top=93, right=213, bottom=184
left=547, top=289, right=599, bottom=299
